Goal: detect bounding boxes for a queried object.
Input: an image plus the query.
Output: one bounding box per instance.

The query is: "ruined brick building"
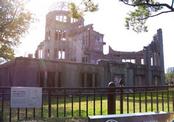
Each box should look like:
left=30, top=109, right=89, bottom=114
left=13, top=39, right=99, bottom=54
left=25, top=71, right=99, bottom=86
left=0, top=4, right=165, bottom=87
left=35, top=7, right=104, bottom=64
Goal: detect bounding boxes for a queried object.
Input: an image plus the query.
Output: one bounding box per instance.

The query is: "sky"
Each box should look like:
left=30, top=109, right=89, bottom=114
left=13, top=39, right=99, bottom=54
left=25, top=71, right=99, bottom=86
left=15, top=0, right=174, bottom=71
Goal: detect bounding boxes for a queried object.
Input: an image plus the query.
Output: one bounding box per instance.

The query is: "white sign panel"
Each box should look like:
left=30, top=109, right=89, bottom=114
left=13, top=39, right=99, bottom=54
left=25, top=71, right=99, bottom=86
left=11, top=87, right=42, bottom=108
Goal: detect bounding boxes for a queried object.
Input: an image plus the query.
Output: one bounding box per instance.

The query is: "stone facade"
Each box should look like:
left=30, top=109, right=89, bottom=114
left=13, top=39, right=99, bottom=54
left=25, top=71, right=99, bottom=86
left=103, top=29, right=165, bottom=86
left=0, top=5, right=165, bottom=87
left=0, top=28, right=165, bottom=87
left=35, top=9, right=104, bottom=64
left=0, top=57, right=104, bottom=87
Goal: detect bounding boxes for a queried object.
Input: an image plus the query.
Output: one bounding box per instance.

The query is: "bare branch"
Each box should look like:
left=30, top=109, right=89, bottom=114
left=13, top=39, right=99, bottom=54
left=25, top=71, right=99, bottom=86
left=120, top=0, right=174, bottom=32
left=172, top=0, right=174, bottom=7
left=121, top=0, right=136, bottom=7
left=140, top=10, right=174, bottom=20
left=120, top=0, right=174, bottom=11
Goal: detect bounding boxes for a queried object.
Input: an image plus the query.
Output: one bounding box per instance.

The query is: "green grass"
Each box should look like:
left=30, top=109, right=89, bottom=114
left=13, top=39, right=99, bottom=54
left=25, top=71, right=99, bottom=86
left=1, top=91, right=174, bottom=121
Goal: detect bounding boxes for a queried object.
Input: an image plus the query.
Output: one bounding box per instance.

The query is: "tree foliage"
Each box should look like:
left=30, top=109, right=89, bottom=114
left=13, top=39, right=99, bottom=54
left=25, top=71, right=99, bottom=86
left=165, top=72, right=174, bottom=85
left=72, top=0, right=174, bottom=32
left=68, top=0, right=98, bottom=19
left=0, top=0, right=32, bottom=61
left=119, top=0, right=174, bottom=32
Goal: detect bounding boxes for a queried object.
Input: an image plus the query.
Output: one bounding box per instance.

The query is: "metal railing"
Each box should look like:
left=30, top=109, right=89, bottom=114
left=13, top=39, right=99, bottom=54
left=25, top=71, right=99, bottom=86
left=0, top=85, right=174, bottom=121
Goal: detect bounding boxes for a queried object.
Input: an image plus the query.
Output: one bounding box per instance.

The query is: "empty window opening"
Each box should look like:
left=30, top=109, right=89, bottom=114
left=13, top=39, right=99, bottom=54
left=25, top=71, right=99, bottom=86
left=58, top=30, right=61, bottom=40
left=78, top=25, right=82, bottom=28
left=56, top=15, right=67, bottom=22
left=94, top=73, right=98, bottom=87
left=56, top=72, right=61, bottom=87
left=87, top=73, right=93, bottom=87
left=46, top=30, right=51, bottom=40
left=60, top=16, right=63, bottom=21
left=55, top=31, right=58, bottom=40
left=141, top=59, right=144, bottom=65
left=54, top=49, right=58, bottom=59
left=39, top=71, right=45, bottom=87
left=82, top=56, right=88, bottom=63
left=81, top=73, right=85, bottom=87
left=38, top=49, right=43, bottom=59
left=131, top=59, right=135, bottom=63
left=126, top=59, right=129, bottom=62
left=80, top=73, right=98, bottom=87
left=71, top=18, right=77, bottom=23
left=151, top=57, right=153, bottom=66
left=56, top=16, right=59, bottom=21
left=55, top=30, right=66, bottom=41
left=58, top=49, right=65, bottom=59
left=62, top=50, right=65, bottom=59
left=71, top=58, right=76, bottom=62
left=62, top=31, right=66, bottom=41
left=62, top=16, right=67, bottom=22
left=47, top=72, right=55, bottom=87
left=122, top=59, right=135, bottom=63
left=58, top=50, right=61, bottom=59
left=122, top=59, right=126, bottom=62
left=46, top=49, right=50, bottom=57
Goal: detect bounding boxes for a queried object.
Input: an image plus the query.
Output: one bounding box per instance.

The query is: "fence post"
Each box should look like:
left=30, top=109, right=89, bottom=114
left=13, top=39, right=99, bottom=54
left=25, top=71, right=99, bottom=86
left=119, top=79, right=124, bottom=114
left=107, top=82, right=116, bottom=114
left=0, top=111, right=2, bottom=122
left=1, top=90, right=4, bottom=122
left=120, top=86, right=123, bottom=114
left=48, top=89, right=51, bottom=118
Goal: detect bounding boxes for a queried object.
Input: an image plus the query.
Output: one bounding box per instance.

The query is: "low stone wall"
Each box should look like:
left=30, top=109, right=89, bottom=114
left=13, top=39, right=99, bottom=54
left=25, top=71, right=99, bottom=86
left=20, top=118, right=88, bottom=122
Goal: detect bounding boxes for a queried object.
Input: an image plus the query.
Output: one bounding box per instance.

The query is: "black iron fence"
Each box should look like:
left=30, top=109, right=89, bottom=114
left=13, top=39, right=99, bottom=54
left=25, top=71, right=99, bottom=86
left=0, top=85, right=174, bottom=121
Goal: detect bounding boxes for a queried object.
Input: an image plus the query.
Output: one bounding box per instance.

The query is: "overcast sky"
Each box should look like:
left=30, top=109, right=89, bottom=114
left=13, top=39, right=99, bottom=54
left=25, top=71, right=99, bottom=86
left=15, top=0, right=174, bottom=71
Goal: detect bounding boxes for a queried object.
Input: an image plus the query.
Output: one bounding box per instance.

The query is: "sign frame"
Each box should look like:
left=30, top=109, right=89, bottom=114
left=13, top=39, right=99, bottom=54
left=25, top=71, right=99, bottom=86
left=11, top=87, right=42, bottom=108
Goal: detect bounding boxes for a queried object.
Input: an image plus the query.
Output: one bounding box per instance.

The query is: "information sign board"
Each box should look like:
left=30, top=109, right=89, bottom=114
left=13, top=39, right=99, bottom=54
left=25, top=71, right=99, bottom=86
left=11, top=87, right=42, bottom=108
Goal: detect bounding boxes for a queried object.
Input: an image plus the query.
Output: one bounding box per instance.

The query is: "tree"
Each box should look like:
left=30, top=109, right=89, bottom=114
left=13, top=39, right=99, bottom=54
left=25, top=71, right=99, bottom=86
left=0, top=0, right=32, bottom=61
left=71, top=0, right=174, bottom=32
left=119, top=0, right=174, bottom=32
left=165, top=72, right=174, bottom=85
left=68, top=0, right=98, bottom=18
